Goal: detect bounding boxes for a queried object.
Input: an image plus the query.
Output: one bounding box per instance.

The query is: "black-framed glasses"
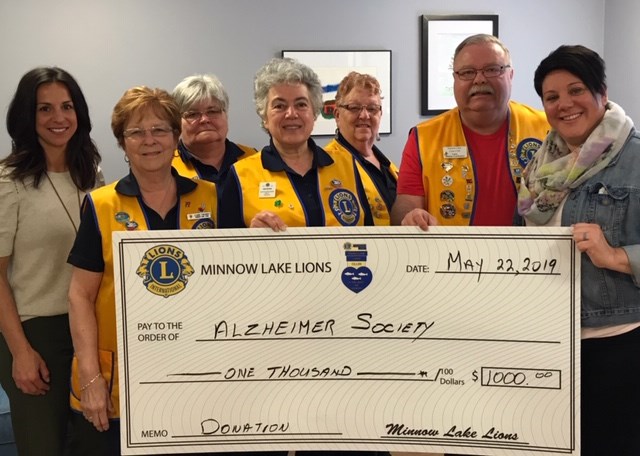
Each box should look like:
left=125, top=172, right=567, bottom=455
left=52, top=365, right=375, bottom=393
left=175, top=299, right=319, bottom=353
left=338, top=104, right=382, bottom=115
left=453, top=64, right=511, bottom=81
left=123, top=126, right=173, bottom=141
left=182, top=108, right=225, bottom=123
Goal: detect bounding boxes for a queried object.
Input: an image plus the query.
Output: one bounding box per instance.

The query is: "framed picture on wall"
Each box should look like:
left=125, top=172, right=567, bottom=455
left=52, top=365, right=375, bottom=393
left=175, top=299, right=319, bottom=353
left=281, top=50, right=392, bottom=136
left=420, top=14, right=499, bottom=116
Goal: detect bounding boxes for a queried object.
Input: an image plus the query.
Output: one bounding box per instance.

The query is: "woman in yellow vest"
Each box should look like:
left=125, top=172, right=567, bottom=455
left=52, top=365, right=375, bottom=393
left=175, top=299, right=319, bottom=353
left=171, top=74, right=257, bottom=201
left=218, top=58, right=383, bottom=456
left=66, top=87, right=216, bottom=455
left=324, top=72, right=398, bottom=225
left=218, top=58, right=373, bottom=229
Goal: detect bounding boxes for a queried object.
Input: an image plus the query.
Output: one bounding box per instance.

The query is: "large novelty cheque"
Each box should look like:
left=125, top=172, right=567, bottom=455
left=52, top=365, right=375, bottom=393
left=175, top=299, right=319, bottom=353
left=113, top=226, right=580, bottom=455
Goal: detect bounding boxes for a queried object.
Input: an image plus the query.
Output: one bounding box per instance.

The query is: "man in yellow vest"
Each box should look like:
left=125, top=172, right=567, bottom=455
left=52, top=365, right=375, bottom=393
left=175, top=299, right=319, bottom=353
left=391, top=34, right=549, bottom=228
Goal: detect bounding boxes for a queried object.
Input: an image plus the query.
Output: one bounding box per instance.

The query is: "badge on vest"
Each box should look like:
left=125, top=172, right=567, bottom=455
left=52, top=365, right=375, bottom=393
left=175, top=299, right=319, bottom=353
left=329, top=189, right=360, bottom=226
left=516, top=138, right=543, bottom=168
left=443, top=146, right=468, bottom=159
left=440, top=190, right=455, bottom=202
left=440, top=203, right=456, bottom=219
left=187, top=211, right=212, bottom=220
left=186, top=204, right=214, bottom=228
left=114, top=211, right=139, bottom=231
left=259, top=181, right=276, bottom=198
left=192, top=218, right=215, bottom=229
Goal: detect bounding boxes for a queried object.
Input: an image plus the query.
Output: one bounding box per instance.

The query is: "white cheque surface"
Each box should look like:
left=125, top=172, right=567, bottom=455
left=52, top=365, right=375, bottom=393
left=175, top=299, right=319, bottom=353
left=113, top=226, right=580, bottom=455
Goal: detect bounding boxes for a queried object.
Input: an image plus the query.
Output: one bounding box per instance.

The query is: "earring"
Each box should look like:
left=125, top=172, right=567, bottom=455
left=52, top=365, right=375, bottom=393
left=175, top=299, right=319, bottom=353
left=376, top=133, right=381, bottom=141
left=124, top=155, right=130, bottom=163
left=335, top=128, right=340, bottom=139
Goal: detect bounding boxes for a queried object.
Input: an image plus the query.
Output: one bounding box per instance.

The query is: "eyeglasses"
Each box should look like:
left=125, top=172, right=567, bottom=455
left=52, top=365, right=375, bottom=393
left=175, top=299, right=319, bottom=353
left=453, top=64, right=511, bottom=81
left=182, top=108, right=224, bottom=123
left=123, top=126, right=174, bottom=141
left=338, top=104, right=382, bottom=115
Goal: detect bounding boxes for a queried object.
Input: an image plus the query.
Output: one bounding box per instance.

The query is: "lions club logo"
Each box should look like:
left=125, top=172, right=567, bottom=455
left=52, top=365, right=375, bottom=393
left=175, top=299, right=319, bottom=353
left=329, top=189, right=360, bottom=226
left=136, top=244, right=194, bottom=298
left=516, top=138, right=543, bottom=168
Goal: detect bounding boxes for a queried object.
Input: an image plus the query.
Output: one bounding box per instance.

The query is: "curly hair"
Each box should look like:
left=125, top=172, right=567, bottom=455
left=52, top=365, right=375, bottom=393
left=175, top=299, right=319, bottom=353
left=253, top=57, right=323, bottom=131
left=334, top=71, right=382, bottom=105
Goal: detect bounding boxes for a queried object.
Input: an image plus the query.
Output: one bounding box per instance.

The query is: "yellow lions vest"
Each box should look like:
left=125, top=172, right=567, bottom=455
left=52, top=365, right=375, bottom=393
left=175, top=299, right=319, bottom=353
left=233, top=149, right=366, bottom=227
left=171, top=143, right=257, bottom=181
left=416, top=101, right=548, bottom=225
left=69, top=179, right=216, bottom=418
left=324, top=139, right=398, bottom=225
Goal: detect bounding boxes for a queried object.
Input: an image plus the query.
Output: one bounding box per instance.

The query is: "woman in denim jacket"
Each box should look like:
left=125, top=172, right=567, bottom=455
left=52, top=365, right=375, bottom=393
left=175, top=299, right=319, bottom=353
left=518, top=45, right=640, bottom=455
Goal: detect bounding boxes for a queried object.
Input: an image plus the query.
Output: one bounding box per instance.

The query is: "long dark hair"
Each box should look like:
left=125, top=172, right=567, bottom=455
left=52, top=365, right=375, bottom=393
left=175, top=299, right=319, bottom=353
left=2, top=67, right=101, bottom=190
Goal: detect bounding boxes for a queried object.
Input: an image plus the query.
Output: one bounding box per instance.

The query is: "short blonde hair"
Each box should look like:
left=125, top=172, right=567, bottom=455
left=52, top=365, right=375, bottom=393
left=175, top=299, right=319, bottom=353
left=334, top=71, right=382, bottom=105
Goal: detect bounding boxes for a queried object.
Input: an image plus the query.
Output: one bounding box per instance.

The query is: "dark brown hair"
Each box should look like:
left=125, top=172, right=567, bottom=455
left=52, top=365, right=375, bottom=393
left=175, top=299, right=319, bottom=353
left=3, top=66, right=101, bottom=190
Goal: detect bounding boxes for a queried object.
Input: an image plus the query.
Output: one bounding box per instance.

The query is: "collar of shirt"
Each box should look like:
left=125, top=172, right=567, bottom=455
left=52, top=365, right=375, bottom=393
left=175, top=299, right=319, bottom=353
left=260, top=137, right=333, bottom=173
left=177, top=138, right=245, bottom=181
left=178, top=138, right=245, bottom=163
left=336, top=131, right=391, bottom=168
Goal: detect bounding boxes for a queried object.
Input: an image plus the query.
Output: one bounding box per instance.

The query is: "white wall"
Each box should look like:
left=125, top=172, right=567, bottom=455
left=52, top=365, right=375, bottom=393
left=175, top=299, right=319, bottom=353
left=0, top=0, right=606, bottom=182
left=604, top=0, right=640, bottom=122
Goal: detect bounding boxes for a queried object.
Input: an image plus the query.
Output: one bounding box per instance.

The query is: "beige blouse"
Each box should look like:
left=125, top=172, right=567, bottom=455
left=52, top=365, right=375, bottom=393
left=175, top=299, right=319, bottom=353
left=0, top=167, right=103, bottom=321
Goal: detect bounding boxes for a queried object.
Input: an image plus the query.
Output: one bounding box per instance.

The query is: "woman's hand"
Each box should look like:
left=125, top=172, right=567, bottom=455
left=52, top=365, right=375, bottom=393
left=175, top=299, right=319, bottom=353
left=12, top=346, right=50, bottom=395
left=250, top=211, right=287, bottom=231
left=80, top=374, right=113, bottom=432
left=573, top=222, right=632, bottom=274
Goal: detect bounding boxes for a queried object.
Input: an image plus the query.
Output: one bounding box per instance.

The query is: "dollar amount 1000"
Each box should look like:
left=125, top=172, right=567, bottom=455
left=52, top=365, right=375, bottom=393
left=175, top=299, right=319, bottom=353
left=480, top=367, right=561, bottom=389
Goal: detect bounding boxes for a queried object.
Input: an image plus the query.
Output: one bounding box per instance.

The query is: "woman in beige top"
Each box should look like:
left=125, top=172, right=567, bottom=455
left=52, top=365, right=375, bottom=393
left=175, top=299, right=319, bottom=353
left=0, top=67, right=102, bottom=456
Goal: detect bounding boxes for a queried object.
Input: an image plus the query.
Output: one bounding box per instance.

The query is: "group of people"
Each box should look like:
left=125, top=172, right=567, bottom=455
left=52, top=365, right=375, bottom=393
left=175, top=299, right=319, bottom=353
left=0, top=33, right=637, bottom=456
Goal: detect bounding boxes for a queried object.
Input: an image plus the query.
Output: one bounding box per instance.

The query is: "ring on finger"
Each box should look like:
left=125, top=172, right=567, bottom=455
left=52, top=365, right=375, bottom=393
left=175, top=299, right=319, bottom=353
left=583, top=232, right=589, bottom=241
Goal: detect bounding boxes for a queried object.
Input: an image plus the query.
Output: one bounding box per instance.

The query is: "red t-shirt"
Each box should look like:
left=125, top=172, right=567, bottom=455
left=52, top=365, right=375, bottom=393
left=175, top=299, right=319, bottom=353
left=397, top=120, right=516, bottom=226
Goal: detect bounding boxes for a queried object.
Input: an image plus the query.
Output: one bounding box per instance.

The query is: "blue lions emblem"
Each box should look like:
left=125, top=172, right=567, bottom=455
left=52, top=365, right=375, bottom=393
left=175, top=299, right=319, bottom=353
left=516, top=138, right=543, bottom=168
left=136, top=244, right=194, bottom=298
left=329, top=189, right=360, bottom=226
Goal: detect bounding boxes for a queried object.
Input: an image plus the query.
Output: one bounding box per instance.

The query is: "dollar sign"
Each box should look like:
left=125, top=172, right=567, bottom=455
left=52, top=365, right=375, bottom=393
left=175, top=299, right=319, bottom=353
left=472, top=370, right=478, bottom=382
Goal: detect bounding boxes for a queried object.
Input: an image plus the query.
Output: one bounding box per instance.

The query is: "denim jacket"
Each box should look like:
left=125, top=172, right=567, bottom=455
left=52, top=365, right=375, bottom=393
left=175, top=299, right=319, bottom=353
left=561, top=129, right=640, bottom=327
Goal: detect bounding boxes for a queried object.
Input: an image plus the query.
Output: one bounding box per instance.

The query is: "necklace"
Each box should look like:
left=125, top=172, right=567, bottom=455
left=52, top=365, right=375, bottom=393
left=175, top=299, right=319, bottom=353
left=45, top=172, right=81, bottom=234
left=140, top=178, right=176, bottom=218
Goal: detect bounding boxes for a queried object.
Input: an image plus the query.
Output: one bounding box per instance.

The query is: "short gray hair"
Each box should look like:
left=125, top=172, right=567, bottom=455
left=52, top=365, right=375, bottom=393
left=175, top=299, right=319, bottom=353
left=172, top=74, right=229, bottom=113
left=254, top=57, right=323, bottom=129
left=453, top=34, right=512, bottom=65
